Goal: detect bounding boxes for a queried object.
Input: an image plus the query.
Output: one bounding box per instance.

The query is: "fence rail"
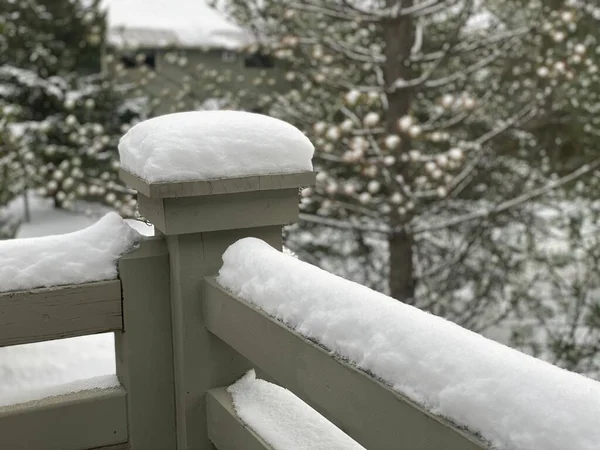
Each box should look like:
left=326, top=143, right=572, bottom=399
left=0, top=385, right=127, bottom=450
left=0, top=280, right=122, bottom=347
left=206, top=388, right=274, bottom=450
left=203, top=277, right=486, bottom=450
left=0, top=163, right=492, bottom=450
left=0, top=159, right=499, bottom=450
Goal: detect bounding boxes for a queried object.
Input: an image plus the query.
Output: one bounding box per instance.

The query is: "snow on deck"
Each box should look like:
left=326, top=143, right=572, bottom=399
left=217, top=238, right=600, bottom=450
left=0, top=212, right=140, bottom=293
left=118, top=111, right=314, bottom=183
left=228, top=371, right=364, bottom=450
left=102, top=0, right=251, bottom=49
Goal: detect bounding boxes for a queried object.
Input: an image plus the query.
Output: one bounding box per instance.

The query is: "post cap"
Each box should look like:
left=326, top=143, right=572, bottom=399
left=118, top=110, right=314, bottom=188
left=120, top=168, right=315, bottom=199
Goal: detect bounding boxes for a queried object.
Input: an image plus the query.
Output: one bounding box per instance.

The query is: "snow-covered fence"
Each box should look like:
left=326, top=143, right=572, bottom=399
left=114, top=111, right=491, bottom=450
left=0, top=214, right=140, bottom=449
left=1, top=111, right=598, bottom=450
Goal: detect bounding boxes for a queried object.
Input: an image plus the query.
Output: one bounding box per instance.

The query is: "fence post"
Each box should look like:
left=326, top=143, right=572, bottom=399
left=115, top=236, right=177, bottom=449
left=120, top=171, right=314, bottom=450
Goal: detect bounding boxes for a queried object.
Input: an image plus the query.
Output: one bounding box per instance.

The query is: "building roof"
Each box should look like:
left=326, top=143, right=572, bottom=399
left=102, top=0, right=251, bottom=50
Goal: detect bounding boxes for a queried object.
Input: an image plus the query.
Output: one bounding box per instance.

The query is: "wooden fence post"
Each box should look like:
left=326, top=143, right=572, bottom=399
left=115, top=236, right=177, bottom=449
left=120, top=172, right=314, bottom=450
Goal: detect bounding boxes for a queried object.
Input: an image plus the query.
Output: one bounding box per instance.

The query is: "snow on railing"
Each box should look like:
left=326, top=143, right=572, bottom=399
left=0, top=213, right=142, bottom=449
left=224, top=370, right=365, bottom=450
left=216, top=237, right=600, bottom=450
left=0, top=212, right=139, bottom=293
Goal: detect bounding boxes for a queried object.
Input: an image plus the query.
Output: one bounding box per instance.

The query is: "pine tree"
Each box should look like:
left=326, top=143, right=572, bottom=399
left=196, top=0, right=599, bottom=376
left=492, top=0, right=600, bottom=376
left=0, top=0, right=146, bottom=216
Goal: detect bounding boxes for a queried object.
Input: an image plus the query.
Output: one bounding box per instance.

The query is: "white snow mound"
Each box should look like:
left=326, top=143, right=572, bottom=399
left=228, top=370, right=364, bottom=450
left=118, top=111, right=314, bottom=183
left=217, top=238, right=600, bottom=450
left=0, top=213, right=140, bottom=293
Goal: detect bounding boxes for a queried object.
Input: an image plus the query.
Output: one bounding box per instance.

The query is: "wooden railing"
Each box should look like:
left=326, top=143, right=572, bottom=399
left=0, top=236, right=174, bottom=450
left=0, top=280, right=121, bottom=347
left=0, top=169, right=488, bottom=450
left=203, top=277, right=487, bottom=450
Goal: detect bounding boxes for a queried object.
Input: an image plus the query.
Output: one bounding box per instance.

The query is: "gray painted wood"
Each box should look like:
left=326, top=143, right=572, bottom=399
left=115, top=236, right=177, bottom=450
left=135, top=195, right=166, bottom=231
left=87, top=443, right=129, bottom=450
left=0, top=280, right=122, bottom=347
left=167, top=226, right=282, bottom=450
left=118, top=164, right=312, bottom=450
left=120, top=169, right=315, bottom=199
left=206, top=388, right=274, bottom=450
left=0, top=386, right=127, bottom=450
left=138, top=189, right=300, bottom=235
left=203, top=278, right=490, bottom=450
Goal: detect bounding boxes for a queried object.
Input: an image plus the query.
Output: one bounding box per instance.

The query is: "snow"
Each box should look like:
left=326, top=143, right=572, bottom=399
left=217, top=238, right=600, bottom=450
left=228, top=370, right=364, bottom=450
left=0, top=212, right=140, bottom=293
left=118, top=111, right=314, bottom=183
left=5, top=194, right=111, bottom=239
left=0, top=200, right=143, bottom=407
left=102, top=0, right=251, bottom=49
left=0, top=66, right=65, bottom=99
left=0, top=337, right=117, bottom=408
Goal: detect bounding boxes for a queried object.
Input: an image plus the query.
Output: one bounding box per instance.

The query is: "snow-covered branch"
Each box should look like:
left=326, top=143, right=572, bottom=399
left=299, top=213, right=390, bottom=234
left=411, top=26, right=530, bottom=63
left=403, top=0, right=460, bottom=18
left=413, top=159, right=600, bottom=234
left=448, top=104, right=539, bottom=197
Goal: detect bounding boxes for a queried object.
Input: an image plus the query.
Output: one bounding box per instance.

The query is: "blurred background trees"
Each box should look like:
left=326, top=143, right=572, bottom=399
left=1, top=0, right=599, bottom=377
left=195, top=0, right=600, bottom=376
left=0, top=0, right=145, bottom=215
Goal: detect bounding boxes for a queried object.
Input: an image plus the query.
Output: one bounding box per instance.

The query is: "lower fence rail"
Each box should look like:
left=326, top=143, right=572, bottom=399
left=0, top=385, right=128, bottom=450
left=207, top=388, right=274, bottom=450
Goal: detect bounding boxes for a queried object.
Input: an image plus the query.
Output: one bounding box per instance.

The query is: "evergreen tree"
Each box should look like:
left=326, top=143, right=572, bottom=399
left=0, top=0, right=146, bottom=216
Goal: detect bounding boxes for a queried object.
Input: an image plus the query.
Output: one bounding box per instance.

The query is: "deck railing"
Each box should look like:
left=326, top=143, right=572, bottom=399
left=0, top=165, right=492, bottom=450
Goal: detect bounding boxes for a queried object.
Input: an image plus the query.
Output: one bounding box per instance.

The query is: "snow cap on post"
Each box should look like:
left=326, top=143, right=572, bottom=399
left=118, top=110, right=314, bottom=184
left=118, top=111, right=315, bottom=235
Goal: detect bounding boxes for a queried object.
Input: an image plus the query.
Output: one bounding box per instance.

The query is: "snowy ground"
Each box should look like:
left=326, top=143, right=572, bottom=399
left=0, top=195, right=151, bottom=407
left=5, top=194, right=107, bottom=238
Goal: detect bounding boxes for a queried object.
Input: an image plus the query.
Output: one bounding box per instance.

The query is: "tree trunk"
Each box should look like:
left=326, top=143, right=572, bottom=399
left=389, top=229, right=416, bottom=302
left=383, top=0, right=416, bottom=300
